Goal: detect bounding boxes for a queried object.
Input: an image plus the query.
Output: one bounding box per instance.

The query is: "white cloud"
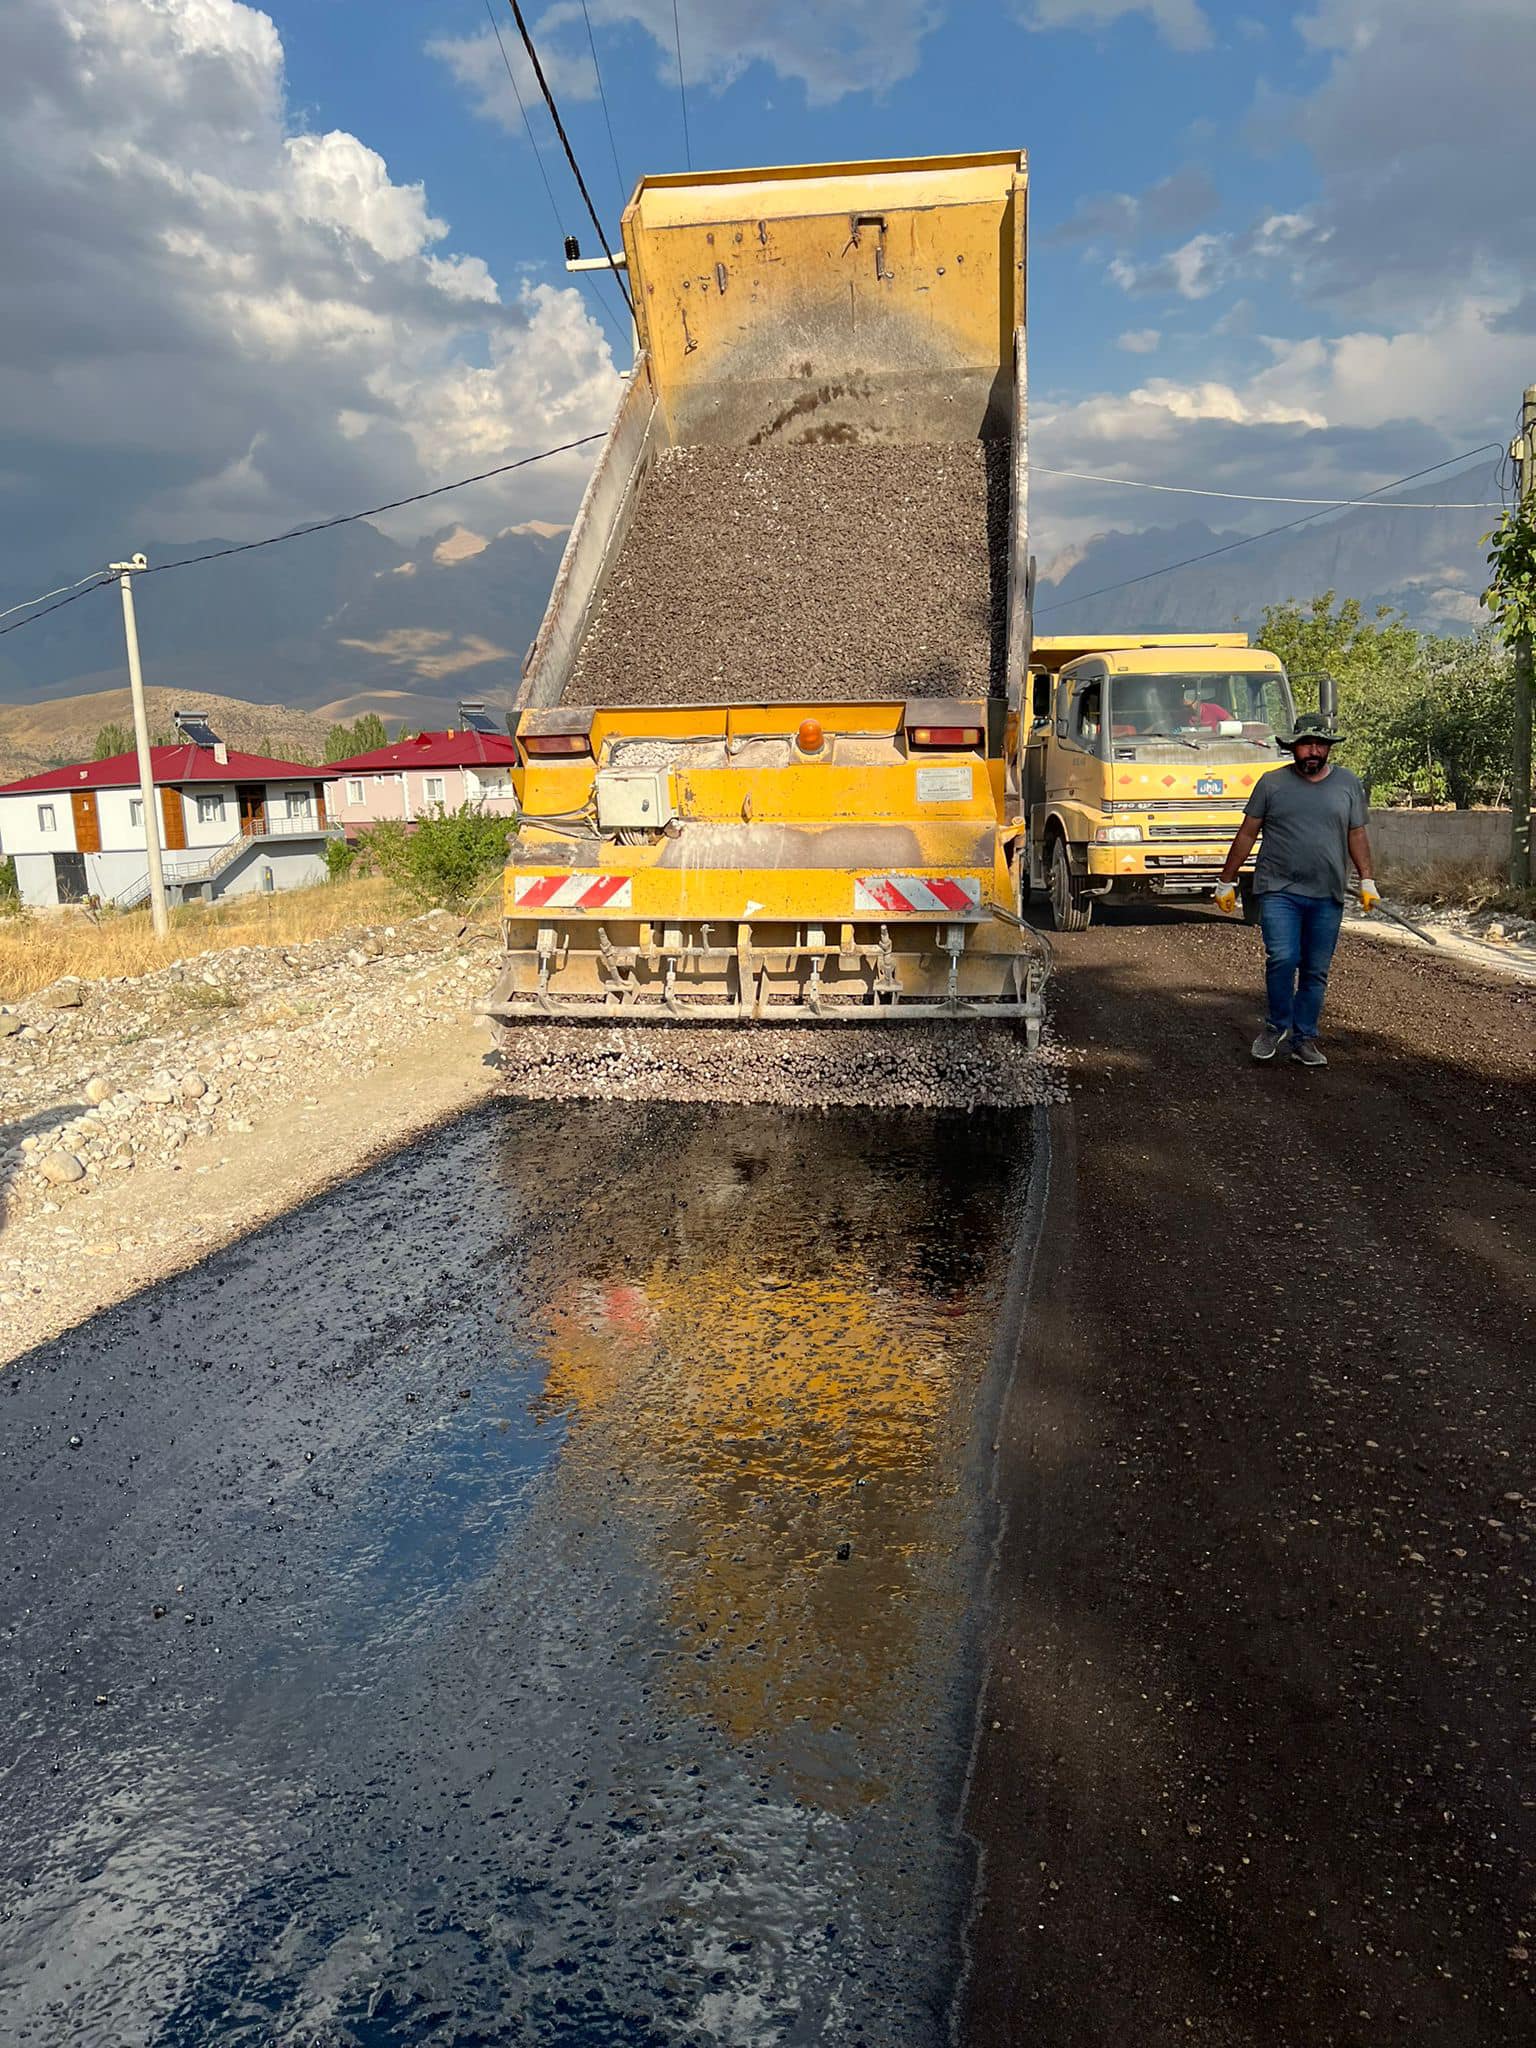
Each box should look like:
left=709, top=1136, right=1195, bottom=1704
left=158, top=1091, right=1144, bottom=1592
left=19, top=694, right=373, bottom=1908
left=1111, top=231, right=1229, bottom=300
left=431, top=1, right=944, bottom=117
left=0, top=0, right=621, bottom=576
left=1117, top=329, right=1162, bottom=353
left=1281, top=0, right=1536, bottom=306
left=1247, top=301, right=1535, bottom=438
left=1019, top=0, right=1211, bottom=52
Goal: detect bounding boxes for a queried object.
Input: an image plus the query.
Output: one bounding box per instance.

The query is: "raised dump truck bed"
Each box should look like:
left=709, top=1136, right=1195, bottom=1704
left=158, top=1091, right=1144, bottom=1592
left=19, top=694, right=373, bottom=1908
left=487, top=152, right=1043, bottom=1032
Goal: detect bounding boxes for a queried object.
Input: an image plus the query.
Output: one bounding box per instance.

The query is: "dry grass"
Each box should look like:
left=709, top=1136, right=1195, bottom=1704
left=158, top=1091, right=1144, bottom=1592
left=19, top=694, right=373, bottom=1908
left=0, top=877, right=409, bottom=1001
left=1378, top=854, right=1536, bottom=919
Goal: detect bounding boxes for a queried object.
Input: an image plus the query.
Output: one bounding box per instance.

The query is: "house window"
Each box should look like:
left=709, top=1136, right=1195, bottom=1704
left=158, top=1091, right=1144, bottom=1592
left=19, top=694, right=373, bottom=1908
left=37, top=803, right=56, bottom=832
left=196, top=793, right=224, bottom=825
left=129, top=797, right=144, bottom=828
left=347, top=779, right=364, bottom=806
left=285, top=789, right=312, bottom=819
left=424, top=777, right=446, bottom=806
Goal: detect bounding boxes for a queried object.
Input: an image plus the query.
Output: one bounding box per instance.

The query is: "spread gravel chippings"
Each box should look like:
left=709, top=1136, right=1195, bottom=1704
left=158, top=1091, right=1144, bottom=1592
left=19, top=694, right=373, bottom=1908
left=565, top=441, right=1008, bottom=706
left=493, top=1020, right=1064, bottom=1108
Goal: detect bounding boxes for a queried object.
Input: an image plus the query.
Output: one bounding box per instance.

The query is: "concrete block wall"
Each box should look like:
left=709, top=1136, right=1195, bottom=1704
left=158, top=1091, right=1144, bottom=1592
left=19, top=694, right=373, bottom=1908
left=1370, top=809, right=1511, bottom=875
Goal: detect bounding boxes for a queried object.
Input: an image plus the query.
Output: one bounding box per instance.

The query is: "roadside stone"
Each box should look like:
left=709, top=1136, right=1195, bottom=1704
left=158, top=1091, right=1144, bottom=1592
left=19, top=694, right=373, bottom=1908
left=84, top=1076, right=114, bottom=1105
left=39, top=1152, right=85, bottom=1186
left=0, top=1016, right=21, bottom=1039
left=180, top=1073, right=208, bottom=1100
left=45, top=986, right=84, bottom=1010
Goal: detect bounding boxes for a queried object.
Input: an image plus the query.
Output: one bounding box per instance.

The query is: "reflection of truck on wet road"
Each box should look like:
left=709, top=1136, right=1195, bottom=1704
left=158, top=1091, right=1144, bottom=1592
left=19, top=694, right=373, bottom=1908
left=1023, top=632, right=1297, bottom=930
left=482, top=150, right=1298, bottom=1029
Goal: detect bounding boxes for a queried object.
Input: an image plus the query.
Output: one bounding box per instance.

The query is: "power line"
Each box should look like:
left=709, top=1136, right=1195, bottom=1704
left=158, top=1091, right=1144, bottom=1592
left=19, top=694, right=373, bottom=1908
left=481, top=0, right=625, bottom=339
left=0, top=433, right=606, bottom=639
left=0, top=568, right=112, bottom=626
left=142, top=433, right=605, bottom=575
left=484, top=0, right=563, bottom=239
left=506, top=0, right=635, bottom=319
left=1030, top=462, right=1501, bottom=510
left=670, top=0, right=692, bottom=171
left=1035, top=443, right=1503, bottom=619
left=0, top=577, right=113, bottom=639
left=579, top=0, right=627, bottom=208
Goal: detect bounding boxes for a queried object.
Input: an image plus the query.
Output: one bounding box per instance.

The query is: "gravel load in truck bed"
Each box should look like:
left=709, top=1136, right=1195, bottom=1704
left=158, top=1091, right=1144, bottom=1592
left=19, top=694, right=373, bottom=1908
left=564, top=441, right=1008, bottom=706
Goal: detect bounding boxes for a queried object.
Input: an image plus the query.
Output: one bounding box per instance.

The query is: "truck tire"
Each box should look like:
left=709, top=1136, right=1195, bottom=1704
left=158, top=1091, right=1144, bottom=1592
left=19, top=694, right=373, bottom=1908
left=1049, top=836, right=1092, bottom=932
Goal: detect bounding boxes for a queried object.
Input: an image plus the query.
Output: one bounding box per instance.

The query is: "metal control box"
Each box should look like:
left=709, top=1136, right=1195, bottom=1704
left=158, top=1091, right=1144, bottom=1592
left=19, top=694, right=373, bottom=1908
left=593, top=770, right=675, bottom=831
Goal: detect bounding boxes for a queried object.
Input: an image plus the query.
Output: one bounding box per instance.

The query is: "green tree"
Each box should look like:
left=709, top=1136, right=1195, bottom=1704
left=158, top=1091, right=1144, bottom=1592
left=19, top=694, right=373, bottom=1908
left=1256, top=592, right=1419, bottom=723
left=1356, top=630, right=1511, bottom=809
left=93, top=721, right=133, bottom=758
left=323, top=721, right=359, bottom=762
left=0, top=854, right=19, bottom=912
left=350, top=712, right=388, bottom=753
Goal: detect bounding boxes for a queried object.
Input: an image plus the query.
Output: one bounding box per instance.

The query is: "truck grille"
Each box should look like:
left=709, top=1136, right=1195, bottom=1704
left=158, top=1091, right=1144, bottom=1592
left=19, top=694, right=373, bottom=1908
left=1147, top=822, right=1235, bottom=839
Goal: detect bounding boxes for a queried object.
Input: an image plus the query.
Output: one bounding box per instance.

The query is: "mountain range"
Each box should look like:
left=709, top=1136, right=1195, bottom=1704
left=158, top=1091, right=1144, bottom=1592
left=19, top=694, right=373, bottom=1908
left=1033, top=475, right=1492, bottom=637
left=0, top=477, right=1493, bottom=756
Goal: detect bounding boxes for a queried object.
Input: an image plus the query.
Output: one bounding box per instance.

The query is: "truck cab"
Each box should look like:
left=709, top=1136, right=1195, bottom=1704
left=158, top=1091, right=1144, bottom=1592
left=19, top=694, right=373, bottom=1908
left=1022, top=633, right=1295, bottom=929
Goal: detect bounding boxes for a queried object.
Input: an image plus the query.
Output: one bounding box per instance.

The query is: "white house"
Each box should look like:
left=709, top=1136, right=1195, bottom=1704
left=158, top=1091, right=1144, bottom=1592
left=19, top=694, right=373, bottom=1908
left=324, top=726, right=518, bottom=839
left=0, top=727, right=335, bottom=910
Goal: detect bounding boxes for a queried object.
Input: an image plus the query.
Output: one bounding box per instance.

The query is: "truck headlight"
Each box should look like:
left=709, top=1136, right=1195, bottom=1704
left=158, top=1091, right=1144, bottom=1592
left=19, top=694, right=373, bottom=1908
left=1094, top=825, right=1143, bottom=843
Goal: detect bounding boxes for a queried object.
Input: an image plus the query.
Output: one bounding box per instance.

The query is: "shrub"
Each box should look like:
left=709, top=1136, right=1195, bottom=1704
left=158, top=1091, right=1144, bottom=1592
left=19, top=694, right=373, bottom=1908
left=0, top=856, right=19, bottom=914
left=356, top=805, right=512, bottom=912
left=325, top=835, right=360, bottom=881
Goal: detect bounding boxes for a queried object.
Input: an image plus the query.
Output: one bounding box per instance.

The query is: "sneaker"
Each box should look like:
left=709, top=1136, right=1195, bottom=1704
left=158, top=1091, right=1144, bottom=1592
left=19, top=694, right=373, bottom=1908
left=1291, top=1038, right=1328, bottom=1069
left=1251, top=1026, right=1290, bottom=1061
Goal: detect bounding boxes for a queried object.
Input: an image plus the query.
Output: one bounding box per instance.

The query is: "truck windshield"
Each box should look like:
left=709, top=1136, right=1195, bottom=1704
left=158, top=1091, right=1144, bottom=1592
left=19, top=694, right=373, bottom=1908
left=1105, top=672, right=1292, bottom=744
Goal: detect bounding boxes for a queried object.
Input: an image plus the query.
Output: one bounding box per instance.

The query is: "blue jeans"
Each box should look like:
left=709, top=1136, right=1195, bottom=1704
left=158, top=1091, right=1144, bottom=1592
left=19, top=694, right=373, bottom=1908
left=1256, top=889, right=1344, bottom=1041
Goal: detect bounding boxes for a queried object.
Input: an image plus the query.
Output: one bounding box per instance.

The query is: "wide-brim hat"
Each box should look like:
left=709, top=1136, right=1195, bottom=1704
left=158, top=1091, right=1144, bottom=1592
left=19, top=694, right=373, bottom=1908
left=1277, top=710, right=1342, bottom=749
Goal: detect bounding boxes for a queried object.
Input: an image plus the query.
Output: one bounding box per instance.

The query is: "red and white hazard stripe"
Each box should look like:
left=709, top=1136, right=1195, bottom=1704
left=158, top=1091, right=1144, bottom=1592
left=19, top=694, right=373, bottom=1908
left=513, top=873, right=633, bottom=911
left=854, top=875, right=982, bottom=915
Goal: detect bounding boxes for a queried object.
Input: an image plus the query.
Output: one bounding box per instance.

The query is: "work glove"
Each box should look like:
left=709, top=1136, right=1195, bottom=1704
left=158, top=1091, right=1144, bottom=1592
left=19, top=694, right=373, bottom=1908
left=1358, top=879, right=1381, bottom=914
left=1213, top=880, right=1240, bottom=917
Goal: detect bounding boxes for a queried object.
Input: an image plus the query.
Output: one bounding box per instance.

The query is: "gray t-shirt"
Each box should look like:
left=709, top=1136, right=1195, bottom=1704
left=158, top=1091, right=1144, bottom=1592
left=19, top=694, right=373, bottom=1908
left=1243, top=763, right=1368, bottom=900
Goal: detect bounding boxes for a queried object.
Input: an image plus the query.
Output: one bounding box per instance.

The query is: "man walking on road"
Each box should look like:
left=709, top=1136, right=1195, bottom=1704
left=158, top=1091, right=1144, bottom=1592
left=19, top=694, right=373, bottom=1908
left=1214, top=711, right=1380, bottom=1067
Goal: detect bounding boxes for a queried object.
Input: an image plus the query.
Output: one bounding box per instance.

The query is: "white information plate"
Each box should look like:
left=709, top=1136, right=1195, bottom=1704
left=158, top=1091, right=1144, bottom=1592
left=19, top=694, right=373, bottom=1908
left=914, top=765, right=973, bottom=804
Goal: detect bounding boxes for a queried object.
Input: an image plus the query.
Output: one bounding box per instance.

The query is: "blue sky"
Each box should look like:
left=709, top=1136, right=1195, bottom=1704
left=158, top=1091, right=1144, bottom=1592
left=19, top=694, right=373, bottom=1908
left=2, top=0, right=1532, bottom=602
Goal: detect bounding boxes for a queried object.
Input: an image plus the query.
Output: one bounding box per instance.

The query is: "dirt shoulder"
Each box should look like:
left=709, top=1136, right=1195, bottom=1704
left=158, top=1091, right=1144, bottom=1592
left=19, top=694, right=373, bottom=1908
left=1, top=916, right=501, bottom=1361
left=963, top=907, right=1535, bottom=2046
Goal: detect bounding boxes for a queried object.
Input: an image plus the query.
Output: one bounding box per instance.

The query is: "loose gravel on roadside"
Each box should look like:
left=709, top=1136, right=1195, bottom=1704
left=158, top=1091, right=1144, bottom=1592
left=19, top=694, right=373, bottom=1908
left=0, top=911, right=491, bottom=1233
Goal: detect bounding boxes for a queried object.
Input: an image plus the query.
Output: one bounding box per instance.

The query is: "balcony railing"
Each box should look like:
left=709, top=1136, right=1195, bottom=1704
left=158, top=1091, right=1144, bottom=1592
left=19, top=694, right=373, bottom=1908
left=110, top=817, right=339, bottom=908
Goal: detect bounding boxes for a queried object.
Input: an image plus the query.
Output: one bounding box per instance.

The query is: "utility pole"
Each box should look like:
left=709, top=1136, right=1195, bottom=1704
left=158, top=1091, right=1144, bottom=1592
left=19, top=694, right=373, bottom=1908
left=109, top=553, right=168, bottom=938
left=1512, top=386, right=1536, bottom=890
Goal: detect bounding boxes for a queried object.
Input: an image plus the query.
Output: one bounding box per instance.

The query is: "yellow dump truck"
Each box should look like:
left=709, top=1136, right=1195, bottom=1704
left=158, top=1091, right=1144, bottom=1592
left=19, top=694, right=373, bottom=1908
left=483, top=150, right=1297, bottom=1033
left=485, top=150, right=1045, bottom=1037
left=1023, top=633, right=1297, bottom=929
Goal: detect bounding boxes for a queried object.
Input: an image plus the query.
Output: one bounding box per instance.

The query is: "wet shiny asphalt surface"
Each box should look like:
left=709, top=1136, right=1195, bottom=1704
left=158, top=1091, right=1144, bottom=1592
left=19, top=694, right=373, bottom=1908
left=1, top=1102, right=1035, bottom=2046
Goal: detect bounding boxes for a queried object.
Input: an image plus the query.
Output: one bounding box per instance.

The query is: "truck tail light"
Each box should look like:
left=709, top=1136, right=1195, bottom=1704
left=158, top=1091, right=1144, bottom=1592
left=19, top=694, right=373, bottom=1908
left=909, top=725, right=983, bottom=748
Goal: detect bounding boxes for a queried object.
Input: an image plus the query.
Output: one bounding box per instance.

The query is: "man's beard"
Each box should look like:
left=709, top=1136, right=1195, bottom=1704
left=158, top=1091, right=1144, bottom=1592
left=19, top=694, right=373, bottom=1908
left=1295, top=754, right=1327, bottom=776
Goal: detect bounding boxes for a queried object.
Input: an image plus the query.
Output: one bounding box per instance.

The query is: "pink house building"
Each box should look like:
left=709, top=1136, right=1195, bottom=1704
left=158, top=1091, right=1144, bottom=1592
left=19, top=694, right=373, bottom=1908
left=323, top=727, right=519, bottom=839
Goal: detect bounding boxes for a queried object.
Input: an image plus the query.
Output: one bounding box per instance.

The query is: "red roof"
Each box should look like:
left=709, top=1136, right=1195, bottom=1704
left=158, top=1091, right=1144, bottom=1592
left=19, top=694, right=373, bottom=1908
left=0, top=745, right=324, bottom=796
left=324, top=729, right=517, bottom=775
